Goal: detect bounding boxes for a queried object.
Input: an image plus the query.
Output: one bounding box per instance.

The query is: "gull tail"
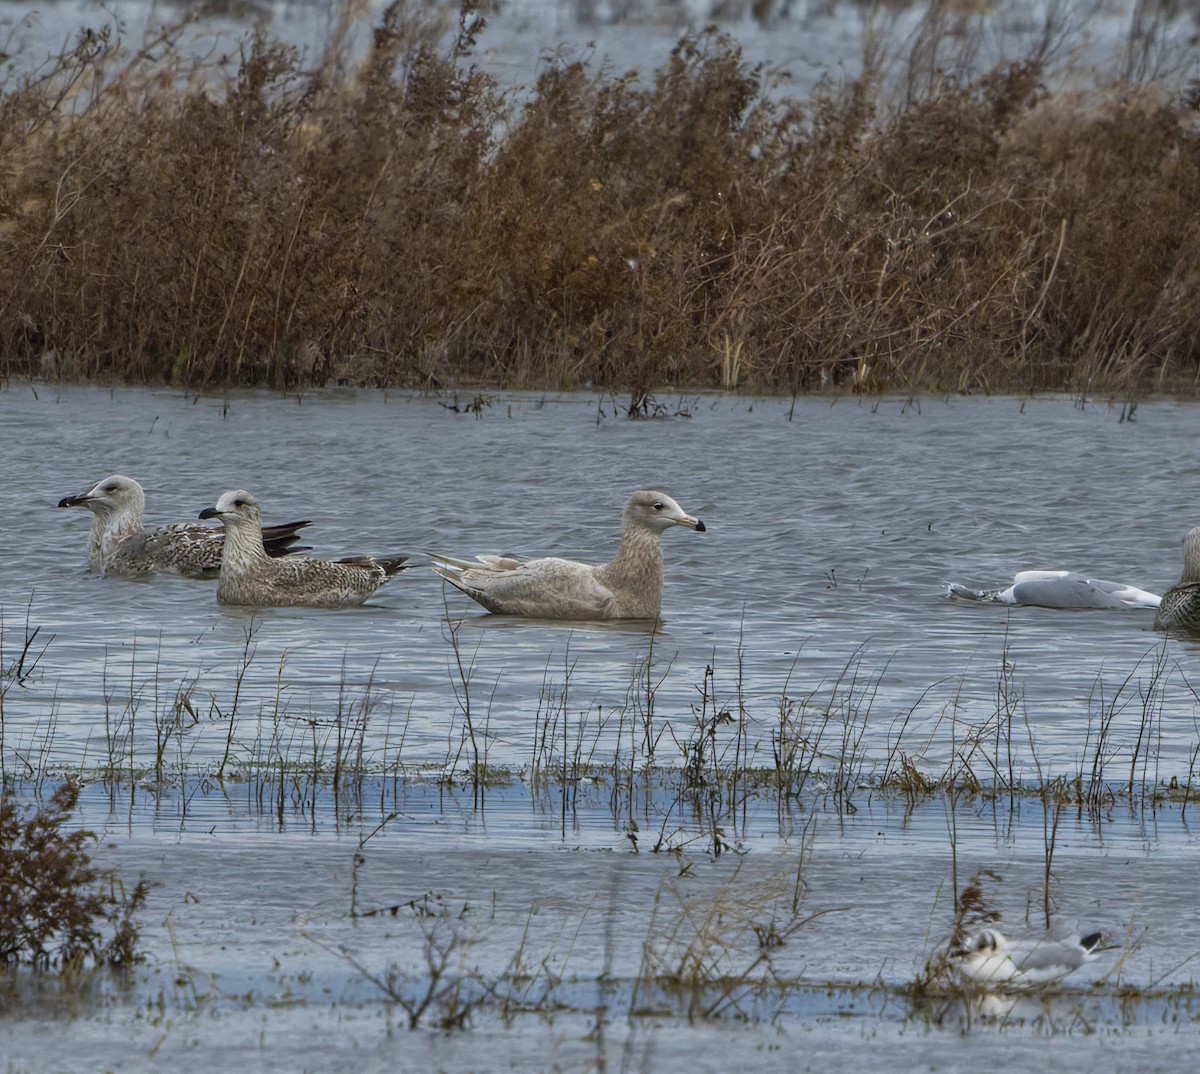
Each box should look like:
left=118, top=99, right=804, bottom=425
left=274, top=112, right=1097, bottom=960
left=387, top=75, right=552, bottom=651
left=428, top=552, right=520, bottom=573
left=432, top=563, right=468, bottom=588
left=428, top=552, right=481, bottom=572
left=336, top=554, right=410, bottom=576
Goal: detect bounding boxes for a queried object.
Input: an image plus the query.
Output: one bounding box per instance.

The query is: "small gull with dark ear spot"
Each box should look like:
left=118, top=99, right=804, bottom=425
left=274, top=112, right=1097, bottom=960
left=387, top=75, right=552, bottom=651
left=949, top=926, right=1105, bottom=989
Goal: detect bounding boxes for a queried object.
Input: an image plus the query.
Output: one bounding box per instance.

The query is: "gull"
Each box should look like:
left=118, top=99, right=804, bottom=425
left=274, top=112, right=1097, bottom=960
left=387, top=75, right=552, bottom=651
left=431, top=490, right=706, bottom=620
left=199, top=489, right=408, bottom=607
left=58, top=474, right=311, bottom=578
left=1154, top=526, right=1200, bottom=633
left=946, top=571, right=1160, bottom=610
left=950, top=927, right=1104, bottom=989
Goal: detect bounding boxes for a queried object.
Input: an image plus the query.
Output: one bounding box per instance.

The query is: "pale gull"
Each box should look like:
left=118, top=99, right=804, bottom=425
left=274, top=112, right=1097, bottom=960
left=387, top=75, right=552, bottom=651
left=950, top=927, right=1104, bottom=989
left=946, top=570, right=1160, bottom=610
left=58, top=474, right=311, bottom=578
left=431, top=490, right=706, bottom=620
left=199, top=489, right=408, bottom=607
left=1154, top=525, right=1200, bottom=632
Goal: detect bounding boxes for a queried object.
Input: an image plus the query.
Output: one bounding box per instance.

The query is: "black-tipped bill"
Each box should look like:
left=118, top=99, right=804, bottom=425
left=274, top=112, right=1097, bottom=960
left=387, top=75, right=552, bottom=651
left=198, top=506, right=221, bottom=520
left=694, top=520, right=706, bottom=532
left=58, top=493, right=89, bottom=508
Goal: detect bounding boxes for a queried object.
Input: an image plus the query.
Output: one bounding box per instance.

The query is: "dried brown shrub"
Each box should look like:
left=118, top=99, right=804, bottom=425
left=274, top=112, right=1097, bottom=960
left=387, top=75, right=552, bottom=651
left=0, top=781, right=146, bottom=971
left=2, top=5, right=1200, bottom=396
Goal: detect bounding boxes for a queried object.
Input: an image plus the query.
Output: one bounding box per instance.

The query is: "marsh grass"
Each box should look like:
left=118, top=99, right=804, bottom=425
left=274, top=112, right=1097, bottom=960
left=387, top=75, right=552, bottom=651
left=629, top=857, right=844, bottom=1022
left=3, top=5, right=1200, bottom=396
left=0, top=600, right=52, bottom=695
left=314, top=852, right=849, bottom=1028
left=441, top=607, right=500, bottom=802
left=304, top=893, right=494, bottom=1029
left=1077, top=642, right=1173, bottom=812
left=4, top=606, right=1200, bottom=841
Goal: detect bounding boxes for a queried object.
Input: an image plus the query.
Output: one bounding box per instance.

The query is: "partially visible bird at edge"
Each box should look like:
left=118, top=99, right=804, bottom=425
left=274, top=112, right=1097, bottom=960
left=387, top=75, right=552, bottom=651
left=1154, top=525, right=1200, bottom=633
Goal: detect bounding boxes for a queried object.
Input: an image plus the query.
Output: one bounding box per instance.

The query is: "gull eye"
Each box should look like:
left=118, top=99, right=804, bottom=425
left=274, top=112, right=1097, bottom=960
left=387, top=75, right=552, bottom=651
left=105, top=484, right=119, bottom=493
left=652, top=501, right=664, bottom=511
left=233, top=498, right=246, bottom=508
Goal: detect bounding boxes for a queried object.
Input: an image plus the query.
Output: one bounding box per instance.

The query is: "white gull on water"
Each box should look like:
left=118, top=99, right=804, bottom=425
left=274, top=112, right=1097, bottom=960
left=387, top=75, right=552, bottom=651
left=945, top=570, right=1160, bottom=610
left=1154, top=525, right=1200, bottom=632
left=199, top=490, right=408, bottom=607
left=950, top=927, right=1104, bottom=989
left=431, top=490, right=705, bottom=620
left=58, top=474, right=311, bottom=578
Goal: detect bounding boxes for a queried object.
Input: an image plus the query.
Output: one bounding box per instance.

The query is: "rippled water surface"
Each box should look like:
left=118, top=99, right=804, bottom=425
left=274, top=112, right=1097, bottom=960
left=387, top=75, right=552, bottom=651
left=4, top=386, right=1200, bottom=1070
left=2, top=387, right=1196, bottom=776
left=6, top=0, right=1194, bottom=103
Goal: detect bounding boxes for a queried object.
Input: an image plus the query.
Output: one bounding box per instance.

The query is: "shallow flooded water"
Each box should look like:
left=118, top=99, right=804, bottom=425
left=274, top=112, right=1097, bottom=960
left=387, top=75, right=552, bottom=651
left=6, top=780, right=1200, bottom=1072
left=4, top=386, right=1200, bottom=1068
left=2, top=387, right=1196, bottom=778
left=5, top=0, right=1195, bottom=103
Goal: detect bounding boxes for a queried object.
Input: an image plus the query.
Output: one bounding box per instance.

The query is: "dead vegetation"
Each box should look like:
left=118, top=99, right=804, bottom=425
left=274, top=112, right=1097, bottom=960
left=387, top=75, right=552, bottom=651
left=1, top=3, right=1199, bottom=397
left=0, top=780, right=146, bottom=971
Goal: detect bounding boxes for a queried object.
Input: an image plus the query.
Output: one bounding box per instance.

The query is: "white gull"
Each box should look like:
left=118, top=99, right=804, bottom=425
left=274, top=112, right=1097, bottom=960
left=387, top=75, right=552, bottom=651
left=946, top=570, right=1160, bottom=610
left=950, top=927, right=1104, bottom=989
left=199, top=489, right=408, bottom=607
left=431, top=490, right=706, bottom=620
left=58, top=474, right=310, bottom=578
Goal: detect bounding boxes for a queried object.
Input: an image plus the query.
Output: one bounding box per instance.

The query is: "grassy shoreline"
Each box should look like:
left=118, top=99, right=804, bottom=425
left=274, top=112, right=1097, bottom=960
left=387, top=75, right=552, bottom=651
left=3, top=4, right=1200, bottom=398
left=4, top=606, right=1195, bottom=833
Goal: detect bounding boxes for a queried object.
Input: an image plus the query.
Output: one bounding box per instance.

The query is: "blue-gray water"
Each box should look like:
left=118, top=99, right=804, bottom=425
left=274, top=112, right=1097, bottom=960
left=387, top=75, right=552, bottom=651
left=2, top=387, right=1195, bottom=780
left=4, top=385, right=1200, bottom=1069
left=5, top=0, right=1198, bottom=103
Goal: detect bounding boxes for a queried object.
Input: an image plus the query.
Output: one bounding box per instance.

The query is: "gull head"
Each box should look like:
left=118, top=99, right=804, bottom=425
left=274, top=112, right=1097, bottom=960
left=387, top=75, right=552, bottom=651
left=1183, top=526, right=1200, bottom=583
left=199, top=490, right=263, bottom=530
left=950, top=929, right=1003, bottom=959
left=625, top=490, right=706, bottom=535
left=58, top=474, right=145, bottom=519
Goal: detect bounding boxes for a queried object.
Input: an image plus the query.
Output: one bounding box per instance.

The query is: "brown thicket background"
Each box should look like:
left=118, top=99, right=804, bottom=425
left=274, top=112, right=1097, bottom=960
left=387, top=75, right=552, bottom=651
left=2, top=1, right=1199, bottom=399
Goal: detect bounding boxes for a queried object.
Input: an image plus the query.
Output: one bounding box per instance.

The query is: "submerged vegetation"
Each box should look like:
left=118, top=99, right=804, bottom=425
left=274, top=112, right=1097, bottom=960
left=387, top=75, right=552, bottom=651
left=2, top=1, right=1200, bottom=397
left=2, top=602, right=1199, bottom=1035
left=3, top=609, right=1198, bottom=835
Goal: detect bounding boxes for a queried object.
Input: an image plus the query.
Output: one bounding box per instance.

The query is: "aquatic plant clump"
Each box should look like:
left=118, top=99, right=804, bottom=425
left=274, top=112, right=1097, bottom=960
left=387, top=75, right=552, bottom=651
left=2, top=6, right=1200, bottom=396
left=0, top=781, right=146, bottom=971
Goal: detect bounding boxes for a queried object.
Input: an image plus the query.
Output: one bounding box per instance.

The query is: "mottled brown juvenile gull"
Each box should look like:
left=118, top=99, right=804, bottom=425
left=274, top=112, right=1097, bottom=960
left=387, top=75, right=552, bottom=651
left=945, top=571, right=1160, bottom=610
left=199, top=489, right=408, bottom=607
left=431, top=490, right=706, bottom=620
left=58, top=474, right=311, bottom=578
left=1154, top=526, right=1200, bottom=632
